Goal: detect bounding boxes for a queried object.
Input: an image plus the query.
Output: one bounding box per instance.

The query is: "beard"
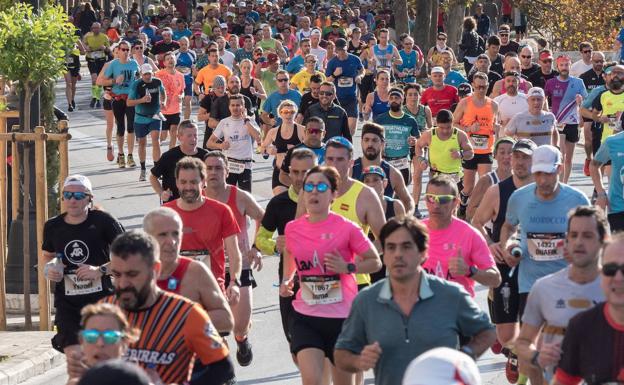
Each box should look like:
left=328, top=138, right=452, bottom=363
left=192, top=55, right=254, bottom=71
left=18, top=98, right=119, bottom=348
left=390, top=102, right=401, bottom=112
left=180, top=189, right=200, bottom=203
left=115, top=280, right=151, bottom=311
left=229, top=87, right=240, bottom=94
left=364, top=147, right=380, bottom=160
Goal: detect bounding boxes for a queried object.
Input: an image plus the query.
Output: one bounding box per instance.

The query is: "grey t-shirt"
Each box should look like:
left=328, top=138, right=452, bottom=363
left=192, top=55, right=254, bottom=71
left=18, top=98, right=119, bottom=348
left=505, top=110, right=557, bottom=146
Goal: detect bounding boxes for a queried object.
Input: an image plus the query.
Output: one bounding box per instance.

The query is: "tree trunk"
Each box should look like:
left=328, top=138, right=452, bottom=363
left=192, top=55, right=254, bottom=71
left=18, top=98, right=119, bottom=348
left=393, top=0, right=409, bottom=37
left=413, top=0, right=434, bottom=53
left=446, top=3, right=467, bottom=54
left=22, top=86, right=32, bottom=330
left=429, top=0, right=438, bottom=48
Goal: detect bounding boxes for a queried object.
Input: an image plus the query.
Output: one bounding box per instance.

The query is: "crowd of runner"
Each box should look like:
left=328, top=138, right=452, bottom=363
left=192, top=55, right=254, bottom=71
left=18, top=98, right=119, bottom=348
left=42, top=0, right=624, bottom=384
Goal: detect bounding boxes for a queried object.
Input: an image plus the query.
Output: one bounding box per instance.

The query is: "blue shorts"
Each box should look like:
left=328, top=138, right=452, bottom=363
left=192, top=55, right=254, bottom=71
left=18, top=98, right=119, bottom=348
left=338, top=97, right=359, bottom=118
left=134, top=119, right=161, bottom=138
left=184, top=81, right=193, bottom=97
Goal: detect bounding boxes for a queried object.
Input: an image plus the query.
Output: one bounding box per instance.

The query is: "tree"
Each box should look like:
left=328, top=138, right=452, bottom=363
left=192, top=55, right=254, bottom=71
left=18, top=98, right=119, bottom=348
left=518, top=0, right=621, bottom=51
left=412, top=0, right=437, bottom=55
left=0, top=3, right=76, bottom=328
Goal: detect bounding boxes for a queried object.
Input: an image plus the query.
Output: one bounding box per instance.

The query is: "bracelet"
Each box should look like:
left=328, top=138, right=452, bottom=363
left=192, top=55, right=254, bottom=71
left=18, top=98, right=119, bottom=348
left=459, top=149, right=464, bottom=159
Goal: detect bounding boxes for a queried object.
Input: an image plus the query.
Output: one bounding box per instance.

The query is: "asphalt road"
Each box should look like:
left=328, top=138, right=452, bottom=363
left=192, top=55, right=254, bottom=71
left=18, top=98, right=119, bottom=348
left=21, top=68, right=596, bottom=385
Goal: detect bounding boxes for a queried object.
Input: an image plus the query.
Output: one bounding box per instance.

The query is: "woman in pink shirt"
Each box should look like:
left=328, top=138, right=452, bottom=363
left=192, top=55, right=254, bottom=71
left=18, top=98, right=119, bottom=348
left=280, top=165, right=380, bottom=385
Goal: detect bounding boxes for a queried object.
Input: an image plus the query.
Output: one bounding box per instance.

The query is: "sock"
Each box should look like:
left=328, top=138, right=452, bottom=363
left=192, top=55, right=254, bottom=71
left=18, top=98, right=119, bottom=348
left=140, top=161, right=146, bottom=170
left=95, top=85, right=103, bottom=100
left=91, top=85, right=97, bottom=99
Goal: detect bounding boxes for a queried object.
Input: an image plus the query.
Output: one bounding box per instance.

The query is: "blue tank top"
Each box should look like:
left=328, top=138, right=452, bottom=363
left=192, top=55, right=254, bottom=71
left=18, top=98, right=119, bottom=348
left=373, top=44, right=395, bottom=71
left=371, top=91, right=390, bottom=119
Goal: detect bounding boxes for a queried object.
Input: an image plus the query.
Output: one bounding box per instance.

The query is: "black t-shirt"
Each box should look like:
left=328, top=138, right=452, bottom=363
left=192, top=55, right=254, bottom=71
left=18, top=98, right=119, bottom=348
left=42, top=210, right=124, bottom=309
left=150, top=146, right=209, bottom=201
left=261, top=190, right=297, bottom=280
left=521, top=63, right=540, bottom=79
left=151, top=40, right=180, bottom=55
left=528, top=69, right=559, bottom=90
left=210, top=94, right=254, bottom=121
left=490, top=53, right=505, bottom=76
left=199, top=92, right=221, bottom=128
left=499, top=41, right=520, bottom=56
left=303, top=102, right=351, bottom=142
left=133, top=78, right=163, bottom=117
left=299, top=92, right=319, bottom=117
left=556, top=303, right=624, bottom=385
left=580, top=68, right=605, bottom=91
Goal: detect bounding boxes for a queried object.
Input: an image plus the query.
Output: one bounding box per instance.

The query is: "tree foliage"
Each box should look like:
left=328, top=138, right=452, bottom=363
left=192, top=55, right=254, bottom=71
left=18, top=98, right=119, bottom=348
left=518, top=0, right=622, bottom=51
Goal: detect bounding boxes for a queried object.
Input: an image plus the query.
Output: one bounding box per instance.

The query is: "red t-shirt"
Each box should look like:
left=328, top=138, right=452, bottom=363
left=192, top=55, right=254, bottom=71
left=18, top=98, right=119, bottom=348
left=421, top=85, right=459, bottom=117
left=502, top=0, right=512, bottom=14
left=164, top=199, right=240, bottom=290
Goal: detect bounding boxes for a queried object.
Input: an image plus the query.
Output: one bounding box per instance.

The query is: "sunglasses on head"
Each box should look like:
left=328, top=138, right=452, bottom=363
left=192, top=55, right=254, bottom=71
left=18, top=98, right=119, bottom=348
left=63, top=191, right=90, bottom=201
left=424, top=193, right=455, bottom=205
left=602, top=262, right=624, bottom=277
left=303, top=182, right=329, bottom=193
left=80, top=329, right=124, bottom=344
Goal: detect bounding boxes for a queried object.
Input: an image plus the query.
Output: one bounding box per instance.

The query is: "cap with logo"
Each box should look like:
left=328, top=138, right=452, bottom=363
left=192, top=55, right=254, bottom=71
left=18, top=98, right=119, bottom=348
left=63, top=174, right=93, bottom=194
left=326, top=136, right=353, bottom=151
left=458, top=83, right=473, bottom=97
left=431, top=66, right=445, bottom=74
left=140, top=63, right=153, bottom=74
left=267, top=52, right=279, bottom=63
left=531, top=145, right=562, bottom=174
left=512, top=138, right=537, bottom=155
left=361, top=165, right=386, bottom=180
left=402, top=347, right=481, bottom=385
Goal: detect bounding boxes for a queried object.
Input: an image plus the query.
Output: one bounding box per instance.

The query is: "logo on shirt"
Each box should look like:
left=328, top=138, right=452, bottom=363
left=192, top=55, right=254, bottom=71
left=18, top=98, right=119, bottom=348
left=125, top=349, right=177, bottom=365
left=555, top=298, right=566, bottom=309
left=64, top=240, right=90, bottom=265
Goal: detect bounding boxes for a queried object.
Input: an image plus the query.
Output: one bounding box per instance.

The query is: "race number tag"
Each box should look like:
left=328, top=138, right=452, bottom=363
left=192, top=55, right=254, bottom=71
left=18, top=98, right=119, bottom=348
left=388, top=157, right=410, bottom=170
left=65, top=57, right=74, bottom=65
left=300, top=275, right=342, bottom=305
left=527, top=232, right=565, bottom=261
left=471, top=134, right=489, bottom=150
left=180, top=250, right=211, bottom=269
left=338, top=77, right=354, bottom=88
left=64, top=274, right=103, bottom=296
left=91, top=51, right=105, bottom=60
left=228, top=159, right=246, bottom=174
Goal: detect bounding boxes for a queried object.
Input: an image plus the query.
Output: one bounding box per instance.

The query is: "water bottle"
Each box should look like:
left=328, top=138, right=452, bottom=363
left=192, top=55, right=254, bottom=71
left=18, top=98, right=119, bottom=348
left=511, top=247, right=522, bottom=258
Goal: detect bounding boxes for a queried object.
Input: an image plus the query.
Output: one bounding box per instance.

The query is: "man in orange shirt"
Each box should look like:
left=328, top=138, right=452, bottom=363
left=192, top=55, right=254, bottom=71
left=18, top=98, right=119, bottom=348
left=194, top=48, right=233, bottom=97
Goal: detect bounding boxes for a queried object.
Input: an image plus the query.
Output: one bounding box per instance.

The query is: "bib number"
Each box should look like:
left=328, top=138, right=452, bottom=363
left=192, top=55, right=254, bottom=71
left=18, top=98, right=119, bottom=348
left=228, top=159, right=246, bottom=174
left=300, top=275, right=342, bottom=305
left=65, top=57, right=74, bottom=65
left=388, top=157, right=410, bottom=170
left=180, top=250, right=211, bottom=269
left=527, top=232, right=565, bottom=261
left=91, top=51, right=105, bottom=60
left=471, top=134, right=489, bottom=150
left=64, top=274, right=103, bottom=296
left=337, top=77, right=354, bottom=88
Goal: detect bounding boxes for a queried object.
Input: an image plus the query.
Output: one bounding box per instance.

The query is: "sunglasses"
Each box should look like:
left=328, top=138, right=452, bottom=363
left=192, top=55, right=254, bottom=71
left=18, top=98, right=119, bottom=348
left=63, top=191, right=90, bottom=201
left=120, top=48, right=130, bottom=52
left=306, top=128, right=323, bottom=134
left=277, top=78, right=289, bottom=82
left=521, top=55, right=532, bottom=58
left=319, top=91, right=334, bottom=96
left=280, top=110, right=296, bottom=115
left=424, top=193, right=455, bottom=205
left=134, top=46, right=143, bottom=49
left=474, top=85, right=487, bottom=90
left=303, top=182, right=330, bottom=193
left=80, top=329, right=124, bottom=344
left=542, top=59, right=552, bottom=63
left=582, top=50, right=592, bottom=54
left=602, top=262, right=624, bottom=277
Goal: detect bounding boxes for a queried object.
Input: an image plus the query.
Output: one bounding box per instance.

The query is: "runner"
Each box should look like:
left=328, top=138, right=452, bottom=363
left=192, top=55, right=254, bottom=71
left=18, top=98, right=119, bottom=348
left=528, top=50, right=559, bottom=90
left=207, top=94, right=262, bottom=192
left=493, top=71, right=528, bottom=130
left=203, top=151, right=265, bottom=366
left=489, top=56, right=532, bottom=97
left=83, top=22, right=110, bottom=109
left=127, top=64, right=166, bottom=182
left=96, top=45, right=119, bottom=162
left=151, top=28, right=180, bottom=67
left=279, top=117, right=327, bottom=186
left=591, top=124, right=624, bottom=232
left=395, top=36, right=423, bottom=84
left=303, top=82, right=350, bottom=141
left=197, top=75, right=226, bottom=144
left=261, top=70, right=302, bottom=131
left=174, top=36, right=197, bottom=121
left=420, top=67, right=460, bottom=117
left=280, top=165, right=380, bottom=385
left=369, top=28, right=401, bottom=79
left=163, top=156, right=243, bottom=301
left=64, top=42, right=83, bottom=113
left=208, top=76, right=254, bottom=130
left=291, top=54, right=325, bottom=94
left=351, top=122, right=415, bottom=215
left=43, top=175, right=124, bottom=367
left=569, top=42, right=594, bottom=78
left=155, top=52, right=185, bottom=149
left=142, top=207, right=234, bottom=333
left=194, top=48, right=233, bottom=95
left=296, top=74, right=322, bottom=123
left=453, top=72, right=499, bottom=218
left=516, top=206, right=607, bottom=385
left=101, top=40, right=140, bottom=169
left=519, top=46, right=540, bottom=79
left=363, top=70, right=391, bottom=121
left=544, top=55, right=587, bottom=183
left=505, top=87, right=559, bottom=146
left=579, top=51, right=606, bottom=175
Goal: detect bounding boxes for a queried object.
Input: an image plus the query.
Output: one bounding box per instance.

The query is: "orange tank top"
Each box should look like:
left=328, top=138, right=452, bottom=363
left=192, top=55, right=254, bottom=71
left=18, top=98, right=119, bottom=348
left=460, top=96, right=495, bottom=154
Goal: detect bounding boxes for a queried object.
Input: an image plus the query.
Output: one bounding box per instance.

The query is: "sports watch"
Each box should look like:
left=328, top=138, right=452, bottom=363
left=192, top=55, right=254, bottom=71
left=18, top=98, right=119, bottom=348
left=347, top=263, right=357, bottom=274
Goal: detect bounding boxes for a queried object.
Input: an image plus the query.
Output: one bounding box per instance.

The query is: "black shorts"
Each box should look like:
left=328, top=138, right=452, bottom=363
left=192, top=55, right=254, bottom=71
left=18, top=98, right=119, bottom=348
left=51, top=302, right=82, bottom=352
left=272, top=166, right=287, bottom=189
left=87, top=59, right=106, bottom=75
left=226, top=168, right=252, bottom=193
left=608, top=212, right=624, bottom=233
left=103, top=98, right=113, bottom=111
left=558, top=124, right=580, bottom=143
left=487, top=263, right=521, bottom=324
left=518, top=292, right=529, bottom=322
left=359, top=74, right=375, bottom=104
left=162, top=113, right=181, bottom=131
left=591, top=123, right=603, bottom=155
left=279, top=280, right=299, bottom=344
left=290, top=311, right=345, bottom=364
left=225, top=268, right=257, bottom=288
left=462, top=153, right=493, bottom=170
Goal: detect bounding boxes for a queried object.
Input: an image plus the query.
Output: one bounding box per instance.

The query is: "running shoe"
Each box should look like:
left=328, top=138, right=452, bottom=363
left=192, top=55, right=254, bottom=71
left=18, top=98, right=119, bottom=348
left=127, top=154, right=136, bottom=167
left=505, top=351, right=519, bottom=384
left=68, top=104, right=74, bottom=112
left=139, top=169, right=146, bottom=181
left=106, top=146, right=114, bottom=162
left=71, top=100, right=76, bottom=109
left=583, top=158, right=591, bottom=176
left=95, top=99, right=101, bottom=108
left=236, top=337, right=253, bottom=366
left=117, top=154, right=126, bottom=168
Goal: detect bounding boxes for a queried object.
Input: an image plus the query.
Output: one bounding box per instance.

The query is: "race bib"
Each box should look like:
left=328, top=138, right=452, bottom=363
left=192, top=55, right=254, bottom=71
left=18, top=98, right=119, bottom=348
left=64, top=274, right=103, bottom=296
left=388, top=157, right=410, bottom=170
left=527, top=232, right=565, bottom=261
left=65, top=57, right=74, bottom=65
left=177, top=66, right=192, bottom=75
left=470, top=134, right=490, bottom=150
left=300, top=275, right=342, bottom=305
left=337, top=77, right=354, bottom=88
left=180, top=249, right=211, bottom=269
left=228, top=159, right=246, bottom=174
left=91, top=51, right=105, bottom=60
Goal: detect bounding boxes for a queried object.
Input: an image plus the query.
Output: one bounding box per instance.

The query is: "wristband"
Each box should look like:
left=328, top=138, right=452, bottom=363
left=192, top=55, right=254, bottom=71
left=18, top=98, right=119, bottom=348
left=597, top=191, right=608, bottom=198
left=531, top=351, right=541, bottom=368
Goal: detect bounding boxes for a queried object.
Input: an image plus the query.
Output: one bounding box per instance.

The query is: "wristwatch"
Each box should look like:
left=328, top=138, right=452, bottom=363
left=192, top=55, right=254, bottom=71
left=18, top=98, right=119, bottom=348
left=467, top=265, right=478, bottom=278
left=347, top=263, right=357, bottom=274
left=230, top=277, right=242, bottom=287
left=99, top=265, right=109, bottom=276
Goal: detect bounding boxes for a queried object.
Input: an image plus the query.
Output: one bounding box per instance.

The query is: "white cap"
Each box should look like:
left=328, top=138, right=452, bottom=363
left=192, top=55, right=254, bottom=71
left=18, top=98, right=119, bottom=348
left=311, top=28, right=322, bottom=36
left=527, top=87, right=545, bottom=98
left=236, top=1, right=246, bottom=6
left=140, top=63, right=153, bottom=74
left=431, top=66, right=445, bottom=74
left=531, top=145, right=562, bottom=174
left=63, top=174, right=93, bottom=194
left=402, top=348, right=481, bottom=385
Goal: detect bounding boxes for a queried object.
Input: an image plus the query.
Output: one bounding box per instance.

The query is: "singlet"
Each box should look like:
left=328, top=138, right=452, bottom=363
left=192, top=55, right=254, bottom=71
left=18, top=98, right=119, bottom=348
left=175, top=50, right=196, bottom=84
left=372, top=44, right=395, bottom=72
left=156, top=257, right=192, bottom=294
left=491, top=176, right=517, bottom=243
left=351, top=158, right=393, bottom=197
left=348, top=40, right=366, bottom=57
left=460, top=96, right=495, bottom=154
left=429, top=128, right=462, bottom=175
left=226, top=186, right=252, bottom=269
left=240, top=78, right=260, bottom=114
left=274, top=124, right=301, bottom=154
left=384, top=196, right=396, bottom=219
left=404, top=104, right=428, bottom=130
left=371, top=91, right=390, bottom=119
left=331, top=180, right=371, bottom=286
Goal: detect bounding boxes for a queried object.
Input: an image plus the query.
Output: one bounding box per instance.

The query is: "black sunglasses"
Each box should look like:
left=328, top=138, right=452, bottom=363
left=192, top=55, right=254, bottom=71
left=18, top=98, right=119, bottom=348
left=603, top=263, right=624, bottom=277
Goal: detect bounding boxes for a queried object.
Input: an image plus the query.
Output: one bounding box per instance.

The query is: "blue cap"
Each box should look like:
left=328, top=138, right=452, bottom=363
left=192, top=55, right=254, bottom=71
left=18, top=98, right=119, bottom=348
left=326, top=136, right=353, bottom=151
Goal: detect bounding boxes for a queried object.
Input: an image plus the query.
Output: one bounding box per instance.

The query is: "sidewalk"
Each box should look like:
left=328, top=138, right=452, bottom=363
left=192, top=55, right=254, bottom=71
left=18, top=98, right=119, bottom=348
left=0, top=331, right=64, bottom=385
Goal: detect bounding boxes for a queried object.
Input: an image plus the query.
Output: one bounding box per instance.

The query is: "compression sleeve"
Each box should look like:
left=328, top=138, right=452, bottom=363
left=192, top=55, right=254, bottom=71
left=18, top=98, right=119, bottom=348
left=255, top=226, right=276, bottom=256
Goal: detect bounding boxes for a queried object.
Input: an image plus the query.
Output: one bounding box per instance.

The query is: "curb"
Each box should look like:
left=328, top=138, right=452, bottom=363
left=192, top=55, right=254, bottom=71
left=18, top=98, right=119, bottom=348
left=0, top=343, right=64, bottom=385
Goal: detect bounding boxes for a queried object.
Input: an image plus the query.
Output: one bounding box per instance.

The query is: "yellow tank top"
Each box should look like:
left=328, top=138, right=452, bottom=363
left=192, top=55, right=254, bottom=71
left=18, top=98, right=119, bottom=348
left=331, top=180, right=371, bottom=286
left=460, top=96, right=495, bottom=154
left=429, top=127, right=462, bottom=174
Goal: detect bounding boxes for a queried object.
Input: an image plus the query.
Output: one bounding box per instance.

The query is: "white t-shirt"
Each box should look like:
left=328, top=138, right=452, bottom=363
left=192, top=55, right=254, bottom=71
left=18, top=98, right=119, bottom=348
left=213, top=116, right=259, bottom=165
left=220, top=50, right=236, bottom=70
left=311, top=46, right=327, bottom=69
left=570, top=59, right=593, bottom=78
left=505, top=110, right=557, bottom=146
left=494, top=92, right=529, bottom=127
